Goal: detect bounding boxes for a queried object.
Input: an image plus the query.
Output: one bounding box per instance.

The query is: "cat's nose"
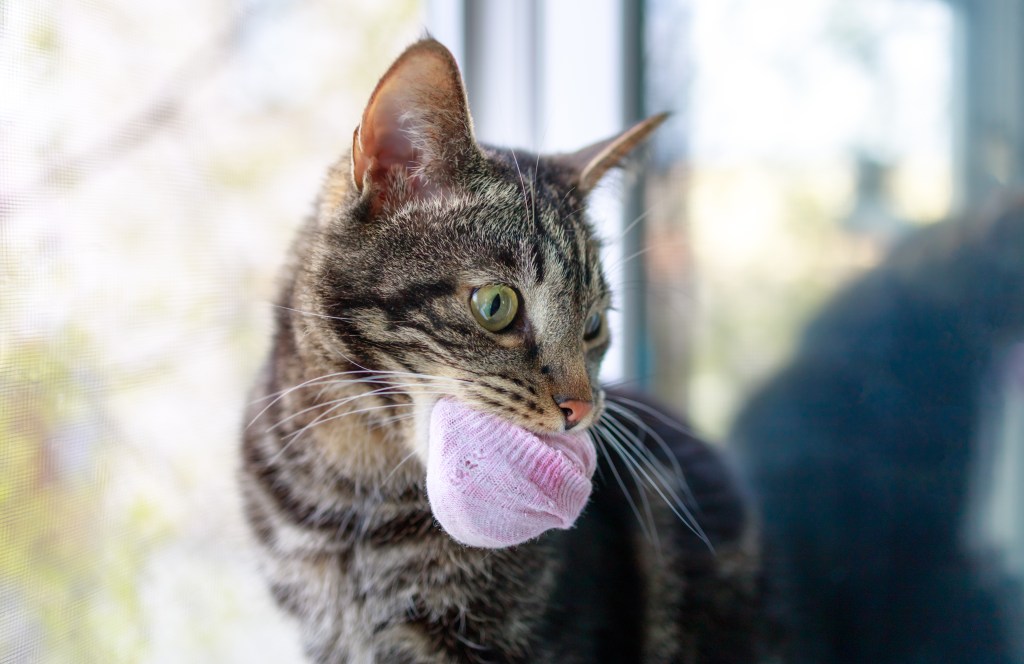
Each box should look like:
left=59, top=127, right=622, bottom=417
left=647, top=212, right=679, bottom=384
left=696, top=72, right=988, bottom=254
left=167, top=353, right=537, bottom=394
left=554, top=397, right=593, bottom=429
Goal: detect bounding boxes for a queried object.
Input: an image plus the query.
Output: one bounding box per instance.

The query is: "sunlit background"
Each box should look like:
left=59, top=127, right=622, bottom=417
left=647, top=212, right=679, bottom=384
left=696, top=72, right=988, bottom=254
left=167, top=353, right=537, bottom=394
left=646, top=0, right=954, bottom=432
left=2, top=0, right=1021, bottom=661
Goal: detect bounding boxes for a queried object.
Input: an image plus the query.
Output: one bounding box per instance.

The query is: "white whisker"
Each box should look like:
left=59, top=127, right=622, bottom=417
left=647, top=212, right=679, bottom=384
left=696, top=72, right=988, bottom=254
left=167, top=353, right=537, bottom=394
left=601, top=422, right=711, bottom=551
left=600, top=413, right=698, bottom=517
left=509, top=147, right=536, bottom=231
left=606, top=394, right=699, bottom=440
left=589, top=428, right=657, bottom=545
left=250, top=369, right=469, bottom=428
left=268, top=402, right=421, bottom=466
left=606, top=205, right=655, bottom=248
left=603, top=401, right=700, bottom=513
left=604, top=244, right=660, bottom=276
left=268, top=383, right=424, bottom=433
left=283, top=391, right=450, bottom=443
left=595, top=423, right=662, bottom=548
left=383, top=450, right=419, bottom=485
left=601, top=411, right=686, bottom=505
left=247, top=369, right=366, bottom=428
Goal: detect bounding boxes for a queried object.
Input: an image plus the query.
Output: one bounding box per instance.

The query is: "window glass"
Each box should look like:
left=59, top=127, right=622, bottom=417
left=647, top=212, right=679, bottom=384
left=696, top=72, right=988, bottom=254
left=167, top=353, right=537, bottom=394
left=646, top=0, right=954, bottom=433
left=645, top=1, right=1024, bottom=659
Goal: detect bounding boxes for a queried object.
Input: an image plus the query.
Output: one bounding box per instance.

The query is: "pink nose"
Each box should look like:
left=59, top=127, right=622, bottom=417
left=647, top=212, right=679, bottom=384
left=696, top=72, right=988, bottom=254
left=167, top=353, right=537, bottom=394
left=555, top=398, right=593, bottom=429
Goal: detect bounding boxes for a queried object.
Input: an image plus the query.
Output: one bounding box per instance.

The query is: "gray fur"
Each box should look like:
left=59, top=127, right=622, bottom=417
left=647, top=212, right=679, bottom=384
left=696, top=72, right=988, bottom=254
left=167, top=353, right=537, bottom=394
left=240, top=39, right=767, bottom=663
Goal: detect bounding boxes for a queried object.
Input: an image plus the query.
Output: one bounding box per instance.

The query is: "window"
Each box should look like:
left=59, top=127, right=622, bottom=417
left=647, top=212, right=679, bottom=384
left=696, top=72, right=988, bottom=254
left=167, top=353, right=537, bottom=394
left=3, top=0, right=1022, bottom=660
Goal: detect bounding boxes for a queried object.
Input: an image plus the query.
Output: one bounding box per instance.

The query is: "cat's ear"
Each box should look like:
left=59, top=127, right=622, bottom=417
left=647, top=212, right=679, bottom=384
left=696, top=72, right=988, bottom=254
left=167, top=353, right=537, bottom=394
left=555, top=113, right=668, bottom=194
left=351, top=39, right=479, bottom=209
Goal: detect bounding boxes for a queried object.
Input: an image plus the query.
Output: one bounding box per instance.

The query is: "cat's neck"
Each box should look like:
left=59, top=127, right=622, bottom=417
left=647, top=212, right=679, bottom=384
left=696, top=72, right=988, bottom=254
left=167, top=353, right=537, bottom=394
left=287, top=366, right=423, bottom=498
left=259, top=304, right=426, bottom=502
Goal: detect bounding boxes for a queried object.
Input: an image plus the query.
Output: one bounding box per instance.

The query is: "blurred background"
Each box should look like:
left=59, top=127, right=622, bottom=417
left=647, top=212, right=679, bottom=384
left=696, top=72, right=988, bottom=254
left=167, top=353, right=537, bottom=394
left=2, top=0, right=1022, bottom=661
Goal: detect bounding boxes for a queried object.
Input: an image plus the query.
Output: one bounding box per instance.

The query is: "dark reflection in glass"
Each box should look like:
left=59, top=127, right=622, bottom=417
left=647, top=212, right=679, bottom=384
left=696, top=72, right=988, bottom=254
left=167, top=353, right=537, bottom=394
left=732, top=202, right=1024, bottom=662
left=643, top=1, right=1024, bottom=659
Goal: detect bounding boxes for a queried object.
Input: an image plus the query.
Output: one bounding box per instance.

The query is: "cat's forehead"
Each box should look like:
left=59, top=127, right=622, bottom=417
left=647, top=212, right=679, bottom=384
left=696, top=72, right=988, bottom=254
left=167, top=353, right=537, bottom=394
left=349, top=148, right=608, bottom=311
left=452, top=170, right=602, bottom=285
left=481, top=147, right=585, bottom=212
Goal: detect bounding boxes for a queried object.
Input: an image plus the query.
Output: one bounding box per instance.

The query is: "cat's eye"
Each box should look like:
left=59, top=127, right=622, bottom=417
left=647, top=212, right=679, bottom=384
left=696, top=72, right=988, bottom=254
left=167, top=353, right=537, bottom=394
left=470, top=284, right=519, bottom=332
left=583, top=312, right=603, bottom=341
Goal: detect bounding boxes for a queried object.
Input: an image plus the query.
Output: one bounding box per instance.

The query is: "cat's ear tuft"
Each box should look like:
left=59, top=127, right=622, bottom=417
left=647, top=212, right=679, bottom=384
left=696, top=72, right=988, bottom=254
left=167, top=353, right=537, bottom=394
left=351, top=39, right=479, bottom=209
left=556, top=113, right=669, bottom=194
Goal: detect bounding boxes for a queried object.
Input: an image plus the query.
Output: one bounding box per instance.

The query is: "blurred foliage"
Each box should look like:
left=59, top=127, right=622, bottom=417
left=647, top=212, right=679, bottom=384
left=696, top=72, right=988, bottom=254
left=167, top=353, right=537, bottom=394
left=1, top=332, right=118, bottom=663
left=3, top=0, right=421, bottom=660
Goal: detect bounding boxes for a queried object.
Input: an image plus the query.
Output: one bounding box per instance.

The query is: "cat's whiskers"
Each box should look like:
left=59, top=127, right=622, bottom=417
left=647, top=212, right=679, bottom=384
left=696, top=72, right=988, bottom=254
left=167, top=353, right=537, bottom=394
left=593, top=423, right=672, bottom=543
left=247, top=369, right=372, bottom=428
left=273, top=304, right=363, bottom=324
left=249, top=369, right=466, bottom=429
left=283, top=401, right=424, bottom=443
left=605, top=393, right=699, bottom=440
left=382, top=449, right=419, bottom=485
left=318, top=339, right=413, bottom=385
left=599, top=417, right=684, bottom=510
left=267, top=401, right=421, bottom=466
left=613, top=281, right=697, bottom=312
left=368, top=412, right=418, bottom=432
left=592, top=415, right=711, bottom=550
left=603, top=244, right=662, bottom=278
left=588, top=427, right=659, bottom=545
left=602, top=400, right=699, bottom=511
left=598, top=420, right=675, bottom=545
left=268, top=382, right=426, bottom=433
left=509, top=147, right=536, bottom=232
left=251, top=368, right=465, bottom=407
left=598, top=424, right=662, bottom=546
left=606, top=205, right=656, bottom=248
left=320, top=374, right=467, bottom=394
left=284, top=382, right=458, bottom=442
left=263, top=375, right=460, bottom=466
left=308, top=370, right=467, bottom=398
left=281, top=386, right=453, bottom=441
left=599, top=413, right=692, bottom=512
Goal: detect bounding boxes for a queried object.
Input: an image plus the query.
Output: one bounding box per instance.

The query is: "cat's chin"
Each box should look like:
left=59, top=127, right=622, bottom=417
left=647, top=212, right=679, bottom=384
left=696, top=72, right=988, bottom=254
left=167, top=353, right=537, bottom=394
left=424, top=398, right=596, bottom=549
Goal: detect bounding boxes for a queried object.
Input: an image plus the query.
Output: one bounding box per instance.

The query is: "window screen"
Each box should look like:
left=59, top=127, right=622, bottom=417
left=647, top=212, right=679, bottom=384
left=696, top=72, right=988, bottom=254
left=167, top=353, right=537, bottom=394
left=2, top=2, right=420, bottom=661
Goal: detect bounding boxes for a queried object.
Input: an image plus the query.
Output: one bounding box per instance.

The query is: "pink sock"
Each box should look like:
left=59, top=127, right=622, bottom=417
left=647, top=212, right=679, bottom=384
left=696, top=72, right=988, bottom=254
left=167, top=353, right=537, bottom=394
left=426, top=398, right=597, bottom=548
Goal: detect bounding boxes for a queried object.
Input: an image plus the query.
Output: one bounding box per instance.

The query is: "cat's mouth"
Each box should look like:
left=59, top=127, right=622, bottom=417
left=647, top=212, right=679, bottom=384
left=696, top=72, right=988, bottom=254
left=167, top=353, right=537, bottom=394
left=424, top=397, right=597, bottom=548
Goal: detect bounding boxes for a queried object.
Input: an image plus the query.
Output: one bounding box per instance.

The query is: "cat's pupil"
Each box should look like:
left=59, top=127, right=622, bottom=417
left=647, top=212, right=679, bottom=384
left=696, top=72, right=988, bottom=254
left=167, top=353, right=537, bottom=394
left=487, top=294, right=502, bottom=318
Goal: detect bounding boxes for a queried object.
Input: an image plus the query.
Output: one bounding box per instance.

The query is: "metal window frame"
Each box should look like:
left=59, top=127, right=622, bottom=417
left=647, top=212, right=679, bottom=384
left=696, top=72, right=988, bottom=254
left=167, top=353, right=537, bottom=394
left=950, top=0, right=1024, bottom=209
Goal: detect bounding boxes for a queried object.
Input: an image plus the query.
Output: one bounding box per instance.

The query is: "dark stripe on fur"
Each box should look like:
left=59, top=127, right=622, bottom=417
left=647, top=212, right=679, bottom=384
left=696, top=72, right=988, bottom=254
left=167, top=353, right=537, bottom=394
left=405, top=601, right=530, bottom=664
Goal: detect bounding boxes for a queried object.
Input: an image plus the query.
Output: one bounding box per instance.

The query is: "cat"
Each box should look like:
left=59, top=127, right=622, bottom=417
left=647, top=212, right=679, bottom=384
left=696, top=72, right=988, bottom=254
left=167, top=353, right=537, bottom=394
left=732, top=198, right=1024, bottom=663
left=240, top=39, right=767, bottom=663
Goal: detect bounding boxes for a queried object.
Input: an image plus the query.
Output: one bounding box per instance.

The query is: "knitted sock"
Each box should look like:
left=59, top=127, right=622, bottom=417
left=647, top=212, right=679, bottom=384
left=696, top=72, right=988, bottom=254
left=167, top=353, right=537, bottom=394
left=427, top=398, right=597, bottom=548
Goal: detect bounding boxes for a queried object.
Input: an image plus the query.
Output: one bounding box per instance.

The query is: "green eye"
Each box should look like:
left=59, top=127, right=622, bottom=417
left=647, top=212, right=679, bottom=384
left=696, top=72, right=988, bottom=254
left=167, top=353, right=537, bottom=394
left=583, top=312, right=603, bottom=341
left=470, top=285, right=519, bottom=332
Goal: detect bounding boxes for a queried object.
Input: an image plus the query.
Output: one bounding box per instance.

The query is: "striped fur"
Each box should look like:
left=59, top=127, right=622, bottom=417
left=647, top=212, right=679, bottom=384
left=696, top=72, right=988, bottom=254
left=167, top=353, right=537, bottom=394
left=241, top=39, right=767, bottom=663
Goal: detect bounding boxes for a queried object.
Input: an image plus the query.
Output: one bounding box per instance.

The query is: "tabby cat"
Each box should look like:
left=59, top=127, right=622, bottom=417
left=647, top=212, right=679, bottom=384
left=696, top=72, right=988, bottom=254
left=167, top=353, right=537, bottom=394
left=241, top=39, right=765, bottom=663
